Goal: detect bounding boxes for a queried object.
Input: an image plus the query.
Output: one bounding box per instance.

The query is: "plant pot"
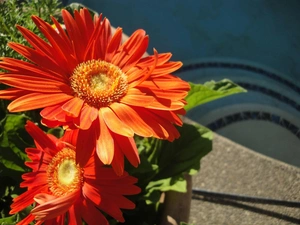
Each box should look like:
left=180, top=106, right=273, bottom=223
left=159, top=174, right=192, bottom=225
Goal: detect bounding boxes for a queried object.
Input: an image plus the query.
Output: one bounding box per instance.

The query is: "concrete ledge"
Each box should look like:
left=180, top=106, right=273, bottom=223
left=190, top=133, right=300, bottom=225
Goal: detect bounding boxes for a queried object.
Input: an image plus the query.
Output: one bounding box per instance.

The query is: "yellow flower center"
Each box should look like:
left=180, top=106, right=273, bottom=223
left=47, top=148, right=83, bottom=196
left=70, top=60, right=128, bottom=108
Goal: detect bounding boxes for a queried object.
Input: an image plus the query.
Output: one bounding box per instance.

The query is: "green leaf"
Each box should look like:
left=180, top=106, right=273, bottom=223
left=0, top=114, right=32, bottom=177
left=47, top=127, right=64, bottom=138
left=0, top=214, right=18, bottom=224
left=185, top=79, right=247, bottom=111
left=125, top=138, right=160, bottom=188
left=127, top=118, right=213, bottom=212
left=0, top=176, right=16, bottom=218
left=154, top=120, right=213, bottom=180
left=147, top=176, right=187, bottom=195
left=0, top=114, right=33, bottom=219
left=144, top=176, right=187, bottom=205
left=0, top=206, right=33, bottom=225
left=180, top=222, right=195, bottom=225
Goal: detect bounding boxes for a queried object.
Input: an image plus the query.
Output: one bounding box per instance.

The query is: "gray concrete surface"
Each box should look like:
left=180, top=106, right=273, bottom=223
left=190, top=133, right=300, bottom=225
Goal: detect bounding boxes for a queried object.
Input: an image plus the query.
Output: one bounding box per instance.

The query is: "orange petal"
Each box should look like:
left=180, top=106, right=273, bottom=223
left=76, top=123, right=97, bottom=167
left=140, top=75, right=190, bottom=91
left=96, top=18, right=112, bottom=60
left=68, top=204, right=82, bottom=225
left=98, top=196, right=125, bottom=222
left=110, top=103, right=153, bottom=137
left=62, top=97, right=84, bottom=117
left=80, top=199, right=109, bottom=225
left=82, top=183, right=101, bottom=205
left=96, top=115, right=114, bottom=165
left=105, top=27, right=122, bottom=62
left=0, top=88, right=29, bottom=100
left=32, top=191, right=79, bottom=221
left=100, top=107, right=134, bottom=137
left=73, top=104, right=98, bottom=130
left=146, top=98, right=186, bottom=111
left=113, top=134, right=140, bottom=168
left=16, top=24, right=52, bottom=58
left=148, top=109, right=183, bottom=126
left=120, top=88, right=154, bottom=107
left=20, top=172, right=48, bottom=189
left=34, top=22, right=77, bottom=73
left=83, top=183, right=124, bottom=222
left=79, top=8, right=95, bottom=38
left=51, top=16, right=73, bottom=52
left=31, top=15, right=74, bottom=61
left=128, top=106, right=170, bottom=140
left=41, top=118, right=67, bottom=128
left=18, top=16, right=77, bottom=73
left=8, top=92, right=72, bottom=112
left=60, top=129, right=79, bottom=147
left=62, top=9, right=86, bottom=61
left=126, top=66, right=149, bottom=85
left=8, top=42, right=66, bottom=76
left=102, top=194, right=136, bottom=209
left=40, top=105, right=67, bottom=122
left=0, top=58, right=67, bottom=83
left=111, top=145, right=124, bottom=176
left=25, top=121, right=57, bottom=155
left=128, top=48, right=158, bottom=88
left=83, top=16, right=102, bottom=60
left=34, top=193, right=57, bottom=205
left=16, top=213, right=35, bottom=225
left=135, top=52, right=172, bottom=67
left=25, top=148, right=42, bottom=162
left=100, top=179, right=141, bottom=194
left=10, top=185, right=46, bottom=214
left=119, top=94, right=154, bottom=107
left=74, top=10, right=89, bottom=46
left=138, top=87, right=188, bottom=100
left=137, top=107, right=180, bottom=141
left=0, top=74, right=71, bottom=93
left=121, top=35, right=149, bottom=73
left=151, top=61, right=183, bottom=76
left=111, top=29, right=146, bottom=67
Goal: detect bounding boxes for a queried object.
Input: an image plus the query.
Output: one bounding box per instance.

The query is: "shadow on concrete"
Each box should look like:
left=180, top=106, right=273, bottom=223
left=193, top=195, right=300, bottom=224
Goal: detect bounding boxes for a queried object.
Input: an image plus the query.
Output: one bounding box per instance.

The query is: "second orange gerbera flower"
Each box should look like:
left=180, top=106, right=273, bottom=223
left=11, top=121, right=140, bottom=225
left=0, top=8, right=190, bottom=174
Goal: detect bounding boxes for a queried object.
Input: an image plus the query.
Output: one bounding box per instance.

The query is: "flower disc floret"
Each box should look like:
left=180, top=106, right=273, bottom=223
left=71, top=60, right=128, bottom=108
left=47, top=148, right=83, bottom=197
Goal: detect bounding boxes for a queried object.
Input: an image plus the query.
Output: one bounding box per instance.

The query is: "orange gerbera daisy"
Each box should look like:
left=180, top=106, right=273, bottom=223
left=11, top=121, right=140, bottom=225
left=0, top=8, right=190, bottom=174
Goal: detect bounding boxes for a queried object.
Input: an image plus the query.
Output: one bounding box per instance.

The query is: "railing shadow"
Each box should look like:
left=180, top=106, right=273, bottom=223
left=193, top=195, right=300, bottom=224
